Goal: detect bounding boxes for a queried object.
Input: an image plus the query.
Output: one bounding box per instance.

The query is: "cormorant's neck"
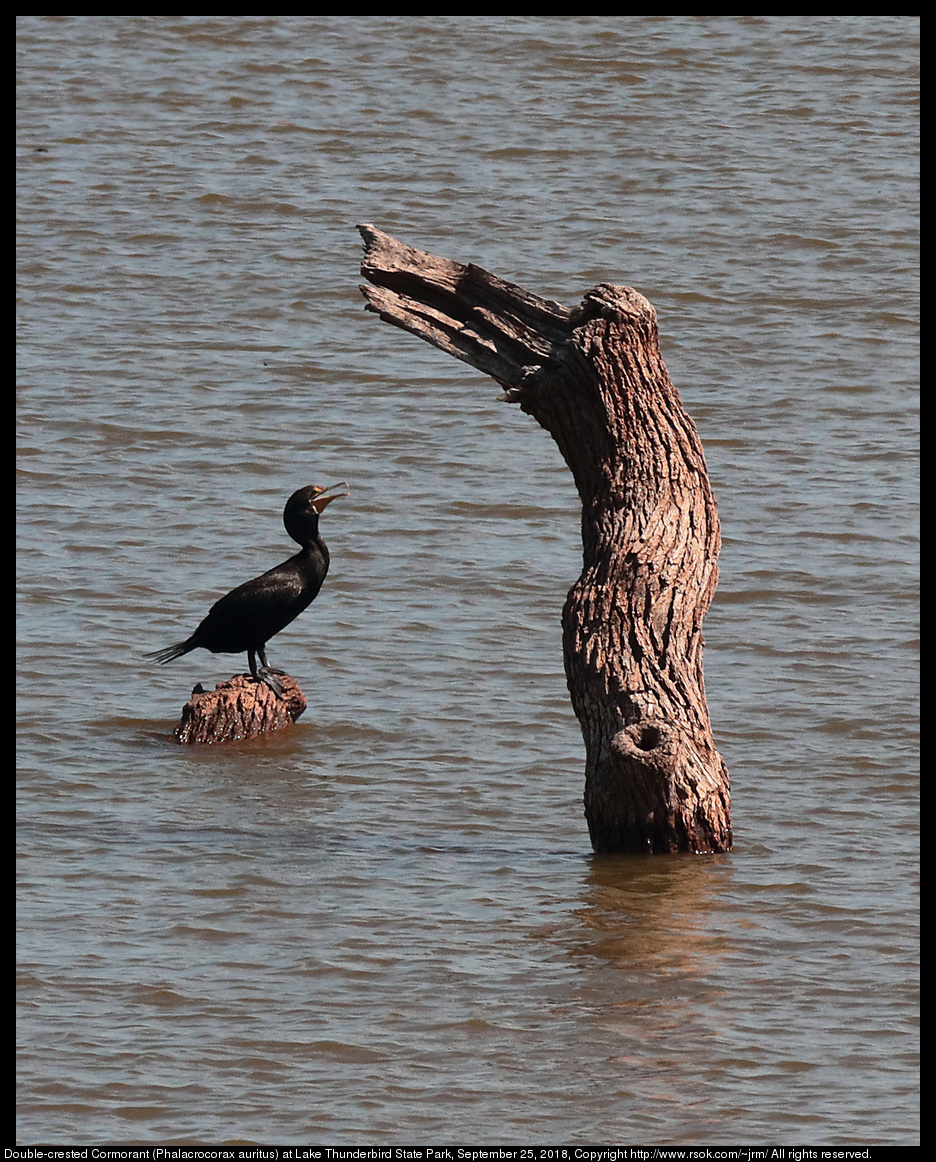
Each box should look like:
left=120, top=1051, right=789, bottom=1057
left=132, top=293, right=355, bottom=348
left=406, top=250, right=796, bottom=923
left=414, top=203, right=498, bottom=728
left=294, top=533, right=327, bottom=555
left=288, top=517, right=322, bottom=552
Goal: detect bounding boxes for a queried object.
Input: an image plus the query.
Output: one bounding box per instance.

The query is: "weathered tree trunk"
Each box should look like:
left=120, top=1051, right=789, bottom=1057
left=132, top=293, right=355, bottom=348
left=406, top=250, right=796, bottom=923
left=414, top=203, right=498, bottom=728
left=172, top=674, right=306, bottom=744
left=358, top=224, right=730, bottom=854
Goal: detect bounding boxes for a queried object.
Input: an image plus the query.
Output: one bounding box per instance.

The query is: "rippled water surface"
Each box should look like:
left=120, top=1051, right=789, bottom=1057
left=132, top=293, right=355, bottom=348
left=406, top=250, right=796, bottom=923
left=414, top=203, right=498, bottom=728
left=17, top=15, right=918, bottom=1146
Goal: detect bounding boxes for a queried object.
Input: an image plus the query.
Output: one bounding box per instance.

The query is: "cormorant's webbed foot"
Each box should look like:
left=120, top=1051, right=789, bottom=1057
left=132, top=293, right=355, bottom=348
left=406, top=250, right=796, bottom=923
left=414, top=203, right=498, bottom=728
left=257, top=667, right=285, bottom=698
left=248, top=648, right=285, bottom=698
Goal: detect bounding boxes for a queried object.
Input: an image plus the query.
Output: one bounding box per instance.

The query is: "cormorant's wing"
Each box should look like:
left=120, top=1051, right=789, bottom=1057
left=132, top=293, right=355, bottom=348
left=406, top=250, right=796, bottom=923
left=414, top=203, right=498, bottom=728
left=192, top=562, right=311, bottom=653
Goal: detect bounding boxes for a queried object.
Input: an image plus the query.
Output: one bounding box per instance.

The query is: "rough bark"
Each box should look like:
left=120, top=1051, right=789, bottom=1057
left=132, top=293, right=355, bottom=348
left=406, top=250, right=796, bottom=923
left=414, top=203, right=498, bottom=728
left=358, top=224, right=730, bottom=854
left=172, top=674, right=306, bottom=744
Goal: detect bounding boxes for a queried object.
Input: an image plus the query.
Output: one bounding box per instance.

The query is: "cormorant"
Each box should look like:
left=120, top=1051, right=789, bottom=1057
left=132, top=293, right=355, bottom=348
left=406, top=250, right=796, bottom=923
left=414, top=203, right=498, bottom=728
left=147, top=483, right=347, bottom=696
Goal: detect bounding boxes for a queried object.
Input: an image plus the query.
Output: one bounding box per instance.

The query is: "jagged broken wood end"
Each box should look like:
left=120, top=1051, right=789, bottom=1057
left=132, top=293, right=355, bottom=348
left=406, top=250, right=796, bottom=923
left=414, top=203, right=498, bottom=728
left=172, top=673, right=307, bottom=745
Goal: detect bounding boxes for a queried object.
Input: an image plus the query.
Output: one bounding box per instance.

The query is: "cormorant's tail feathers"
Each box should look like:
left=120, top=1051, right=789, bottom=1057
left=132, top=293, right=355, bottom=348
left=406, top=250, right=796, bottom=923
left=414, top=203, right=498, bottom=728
left=145, top=642, right=192, bottom=665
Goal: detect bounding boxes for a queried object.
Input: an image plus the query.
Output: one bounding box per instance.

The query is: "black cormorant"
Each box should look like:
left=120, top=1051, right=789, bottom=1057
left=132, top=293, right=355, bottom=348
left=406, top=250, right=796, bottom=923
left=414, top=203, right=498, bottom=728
left=146, top=483, right=347, bottom=695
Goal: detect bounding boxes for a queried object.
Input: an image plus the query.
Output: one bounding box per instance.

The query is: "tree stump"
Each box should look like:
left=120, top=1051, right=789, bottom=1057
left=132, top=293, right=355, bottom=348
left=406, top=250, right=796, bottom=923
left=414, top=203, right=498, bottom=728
left=172, top=673, right=306, bottom=745
left=358, top=224, right=730, bottom=854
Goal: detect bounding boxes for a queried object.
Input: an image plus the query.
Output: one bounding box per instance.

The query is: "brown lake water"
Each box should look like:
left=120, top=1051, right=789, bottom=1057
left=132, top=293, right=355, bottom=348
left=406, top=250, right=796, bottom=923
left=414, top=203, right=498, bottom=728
left=16, top=15, right=918, bottom=1146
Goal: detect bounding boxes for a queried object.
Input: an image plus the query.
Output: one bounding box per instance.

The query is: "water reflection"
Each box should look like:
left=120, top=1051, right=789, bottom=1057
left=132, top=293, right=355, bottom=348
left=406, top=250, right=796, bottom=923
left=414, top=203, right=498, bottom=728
left=576, top=854, right=734, bottom=974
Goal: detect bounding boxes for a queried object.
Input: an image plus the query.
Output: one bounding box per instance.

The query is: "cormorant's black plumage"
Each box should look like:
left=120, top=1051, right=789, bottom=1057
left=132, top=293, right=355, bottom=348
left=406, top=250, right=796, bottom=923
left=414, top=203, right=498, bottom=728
left=147, top=483, right=347, bottom=695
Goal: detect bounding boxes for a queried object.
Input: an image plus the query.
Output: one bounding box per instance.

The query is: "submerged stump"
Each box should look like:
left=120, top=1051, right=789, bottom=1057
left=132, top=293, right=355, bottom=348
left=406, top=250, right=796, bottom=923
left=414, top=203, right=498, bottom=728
left=358, top=223, right=731, bottom=854
left=173, top=673, right=306, bottom=745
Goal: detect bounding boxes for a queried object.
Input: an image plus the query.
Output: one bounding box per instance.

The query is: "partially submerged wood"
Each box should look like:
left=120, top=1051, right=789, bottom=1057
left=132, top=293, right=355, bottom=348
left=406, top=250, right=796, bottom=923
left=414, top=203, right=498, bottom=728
left=173, top=673, right=306, bottom=744
left=358, top=223, right=731, bottom=854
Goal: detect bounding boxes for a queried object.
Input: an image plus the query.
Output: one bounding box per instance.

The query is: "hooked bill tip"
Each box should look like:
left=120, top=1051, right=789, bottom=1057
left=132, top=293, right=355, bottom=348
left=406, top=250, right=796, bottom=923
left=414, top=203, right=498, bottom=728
left=310, top=481, right=349, bottom=512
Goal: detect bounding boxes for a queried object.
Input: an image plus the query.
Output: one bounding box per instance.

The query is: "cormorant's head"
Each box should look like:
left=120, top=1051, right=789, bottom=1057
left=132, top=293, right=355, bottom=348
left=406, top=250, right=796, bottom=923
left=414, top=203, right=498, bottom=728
left=283, top=482, right=348, bottom=545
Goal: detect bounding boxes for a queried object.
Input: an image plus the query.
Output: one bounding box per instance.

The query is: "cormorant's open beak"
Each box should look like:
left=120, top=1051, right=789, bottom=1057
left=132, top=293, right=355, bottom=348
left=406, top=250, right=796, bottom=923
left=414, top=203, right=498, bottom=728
left=311, top=482, right=349, bottom=513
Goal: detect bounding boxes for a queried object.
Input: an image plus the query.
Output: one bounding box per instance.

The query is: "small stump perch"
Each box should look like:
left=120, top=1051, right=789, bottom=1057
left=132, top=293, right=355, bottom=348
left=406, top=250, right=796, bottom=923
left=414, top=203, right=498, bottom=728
left=358, top=224, right=731, bottom=854
left=173, top=674, right=306, bottom=744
